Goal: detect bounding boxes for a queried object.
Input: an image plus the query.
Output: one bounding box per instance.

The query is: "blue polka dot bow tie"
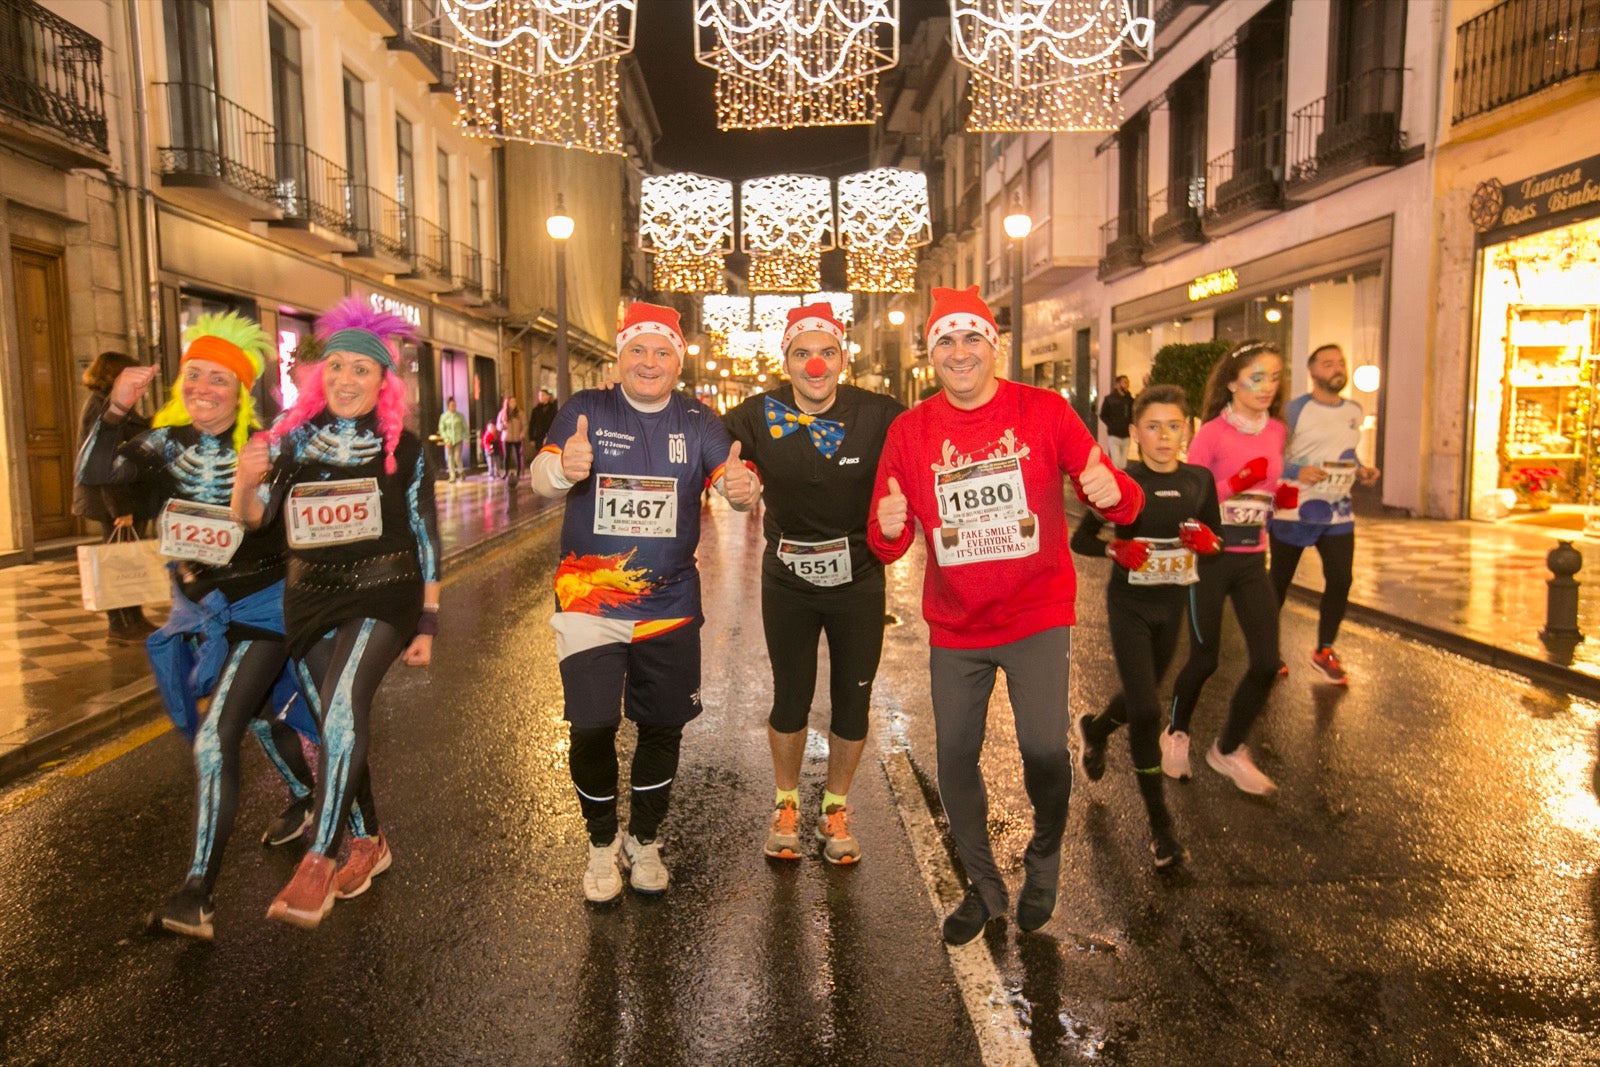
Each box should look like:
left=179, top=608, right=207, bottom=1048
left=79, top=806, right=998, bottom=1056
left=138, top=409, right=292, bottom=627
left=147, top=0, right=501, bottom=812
left=764, top=395, right=846, bottom=459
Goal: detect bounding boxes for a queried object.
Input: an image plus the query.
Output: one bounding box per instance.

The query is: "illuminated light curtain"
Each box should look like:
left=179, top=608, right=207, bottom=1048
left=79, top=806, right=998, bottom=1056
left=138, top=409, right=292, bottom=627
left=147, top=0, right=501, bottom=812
left=741, top=174, right=835, bottom=292
left=804, top=291, right=854, bottom=325
left=950, top=0, right=1153, bottom=133
left=437, top=1, right=634, bottom=153
left=728, top=329, right=779, bottom=376
left=753, top=294, right=804, bottom=333
left=694, top=1, right=899, bottom=130
left=641, top=173, right=734, bottom=293
left=836, top=168, right=930, bottom=293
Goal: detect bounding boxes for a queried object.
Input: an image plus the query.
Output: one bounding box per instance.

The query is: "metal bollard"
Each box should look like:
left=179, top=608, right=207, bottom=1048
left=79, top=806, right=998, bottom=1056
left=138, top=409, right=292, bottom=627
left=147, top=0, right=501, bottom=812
left=1542, top=540, right=1584, bottom=643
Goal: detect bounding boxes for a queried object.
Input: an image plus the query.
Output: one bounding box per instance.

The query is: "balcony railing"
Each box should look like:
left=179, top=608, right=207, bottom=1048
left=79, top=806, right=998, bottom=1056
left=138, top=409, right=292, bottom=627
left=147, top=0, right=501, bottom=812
left=384, top=0, right=444, bottom=79
left=270, top=142, right=353, bottom=234
left=348, top=184, right=411, bottom=263
left=0, top=0, right=108, bottom=156
left=483, top=258, right=508, bottom=308
left=1454, top=0, right=1600, bottom=123
left=155, top=81, right=277, bottom=204
left=407, top=216, right=450, bottom=278
left=1287, top=67, right=1405, bottom=189
left=451, top=240, right=483, bottom=297
left=1146, top=180, right=1205, bottom=255
left=1097, top=207, right=1147, bottom=279
left=1205, top=132, right=1284, bottom=226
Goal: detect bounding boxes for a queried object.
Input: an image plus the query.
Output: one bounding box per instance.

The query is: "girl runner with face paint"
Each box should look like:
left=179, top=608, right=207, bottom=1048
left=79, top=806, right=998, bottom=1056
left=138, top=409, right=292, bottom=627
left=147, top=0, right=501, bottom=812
left=1163, top=341, right=1291, bottom=796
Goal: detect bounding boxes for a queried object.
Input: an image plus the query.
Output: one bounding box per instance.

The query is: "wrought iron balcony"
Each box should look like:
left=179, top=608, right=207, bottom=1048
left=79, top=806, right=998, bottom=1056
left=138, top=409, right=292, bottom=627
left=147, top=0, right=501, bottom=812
left=266, top=141, right=356, bottom=252
left=1097, top=208, right=1147, bottom=280
left=483, top=258, right=509, bottom=312
left=1286, top=67, right=1405, bottom=201
left=399, top=215, right=454, bottom=292
left=0, top=0, right=108, bottom=165
left=384, top=0, right=445, bottom=82
left=1454, top=0, right=1600, bottom=124
left=443, top=240, right=486, bottom=306
left=1145, top=180, right=1206, bottom=261
left=1204, top=132, right=1284, bottom=235
left=154, top=81, right=279, bottom=217
left=345, top=184, right=412, bottom=273
left=1154, top=0, right=1218, bottom=49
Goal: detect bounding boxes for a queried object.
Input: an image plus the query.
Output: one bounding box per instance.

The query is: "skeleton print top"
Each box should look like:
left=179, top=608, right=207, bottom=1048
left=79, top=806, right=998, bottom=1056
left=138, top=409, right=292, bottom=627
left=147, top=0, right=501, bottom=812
left=77, top=418, right=286, bottom=604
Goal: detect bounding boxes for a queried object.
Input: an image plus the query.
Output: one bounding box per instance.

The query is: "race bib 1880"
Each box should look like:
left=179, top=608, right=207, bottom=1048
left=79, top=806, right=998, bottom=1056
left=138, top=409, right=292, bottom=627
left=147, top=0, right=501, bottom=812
left=594, top=474, right=678, bottom=538
left=287, top=478, right=382, bottom=548
left=934, top=456, right=1030, bottom=529
left=159, top=499, right=243, bottom=565
left=777, top=536, right=853, bottom=587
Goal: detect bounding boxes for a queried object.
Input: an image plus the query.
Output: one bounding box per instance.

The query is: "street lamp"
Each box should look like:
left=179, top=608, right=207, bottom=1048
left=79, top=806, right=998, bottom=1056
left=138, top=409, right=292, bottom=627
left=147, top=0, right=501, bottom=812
left=887, top=308, right=906, bottom=326
left=546, top=194, right=574, bottom=402
left=1002, top=200, right=1032, bottom=382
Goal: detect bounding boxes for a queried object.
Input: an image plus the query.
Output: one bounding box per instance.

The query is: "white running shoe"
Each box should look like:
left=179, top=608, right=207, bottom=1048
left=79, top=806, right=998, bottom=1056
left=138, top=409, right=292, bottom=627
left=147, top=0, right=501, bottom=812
left=622, top=833, right=670, bottom=894
left=1160, top=729, right=1192, bottom=780
left=1205, top=742, right=1277, bottom=795
left=583, top=837, right=624, bottom=903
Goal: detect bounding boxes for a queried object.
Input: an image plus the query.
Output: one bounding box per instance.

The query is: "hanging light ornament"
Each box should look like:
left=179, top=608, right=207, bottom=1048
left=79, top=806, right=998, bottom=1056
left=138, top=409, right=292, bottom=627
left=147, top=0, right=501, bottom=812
left=836, top=167, right=930, bottom=293
left=641, top=173, right=734, bottom=293
left=950, top=0, right=1153, bottom=133
left=702, top=294, right=753, bottom=336
left=753, top=294, right=804, bottom=334
left=434, top=1, right=635, bottom=154
left=694, top=1, right=900, bottom=131
left=741, top=174, right=835, bottom=292
left=805, top=291, right=854, bottom=326
left=728, top=329, right=777, bottom=376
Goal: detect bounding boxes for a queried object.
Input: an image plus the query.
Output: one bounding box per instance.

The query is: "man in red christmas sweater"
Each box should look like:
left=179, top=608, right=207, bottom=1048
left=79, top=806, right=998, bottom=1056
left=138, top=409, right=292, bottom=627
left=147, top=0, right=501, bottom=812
left=869, top=286, right=1143, bottom=944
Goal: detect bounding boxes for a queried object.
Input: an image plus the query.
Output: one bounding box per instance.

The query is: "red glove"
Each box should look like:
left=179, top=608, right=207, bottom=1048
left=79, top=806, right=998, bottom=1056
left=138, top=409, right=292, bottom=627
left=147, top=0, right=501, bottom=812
left=1178, top=519, right=1223, bottom=556
left=1274, top=482, right=1300, bottom=510
left=1107, top=539, right=1151, bottom=571
left=1225, top=457, right=1269, bottom=495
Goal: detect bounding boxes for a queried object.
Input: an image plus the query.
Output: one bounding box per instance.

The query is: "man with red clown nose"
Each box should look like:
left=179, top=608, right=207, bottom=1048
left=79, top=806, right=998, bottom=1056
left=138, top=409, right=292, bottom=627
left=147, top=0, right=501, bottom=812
left=533, top=301, right=758, bottom=903
left=868, top=285, right=1144, bottom=944
left=724, top=303, right=905, bottom=866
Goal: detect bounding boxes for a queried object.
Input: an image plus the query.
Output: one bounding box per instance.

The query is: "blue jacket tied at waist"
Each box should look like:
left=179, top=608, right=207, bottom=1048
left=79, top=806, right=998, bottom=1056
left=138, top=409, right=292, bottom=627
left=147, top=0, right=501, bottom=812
left=145, top=578, right=318, bottom=742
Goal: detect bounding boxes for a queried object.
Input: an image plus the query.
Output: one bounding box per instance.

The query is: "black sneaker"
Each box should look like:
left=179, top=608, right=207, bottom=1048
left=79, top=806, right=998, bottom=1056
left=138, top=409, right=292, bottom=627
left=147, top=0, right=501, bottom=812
left=1152, top=826, right=1186, bottom=869
left=150, top=877, right=215, bottom=941
left=261, top=795, right=314, bottom=847
left=1073, top=714, right=1107, bottom=782
left=942, top=887, right=999, bottom=945
left=1016, top=879, right=1057, bottom=933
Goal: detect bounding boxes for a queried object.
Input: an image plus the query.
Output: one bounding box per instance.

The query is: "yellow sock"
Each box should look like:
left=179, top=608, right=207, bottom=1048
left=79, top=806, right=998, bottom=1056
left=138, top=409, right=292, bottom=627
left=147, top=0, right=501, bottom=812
left=822, top=790, right=847, bottom=814
left=775, top=787, right=799, bottom=808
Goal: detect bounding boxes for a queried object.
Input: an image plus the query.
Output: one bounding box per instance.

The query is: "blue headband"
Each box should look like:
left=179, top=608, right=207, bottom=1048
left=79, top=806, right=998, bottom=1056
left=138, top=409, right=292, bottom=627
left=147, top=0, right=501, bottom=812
left=324, top=328, right=395, bottom=370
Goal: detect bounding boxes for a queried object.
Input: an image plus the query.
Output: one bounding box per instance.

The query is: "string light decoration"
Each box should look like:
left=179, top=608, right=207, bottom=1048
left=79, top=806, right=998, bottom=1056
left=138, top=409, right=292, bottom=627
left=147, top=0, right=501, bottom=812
left=694, top=1, right=899, bottom=130
left=439, top=1, right=629, bottom=153
left=728, top=329, right=781, bottom=376
left=753, top=294, right=804, bottom=334
left=836, top=168, right=930, bottom=293
left=742, top=174, right=835, bottom=292
left=641, top=173, right=735, bottom=293
left=702, top=294, right=753, bottom=335
left=951, top=0, right=1154, bottom=133
left=805, top=291, right=854, bottom=326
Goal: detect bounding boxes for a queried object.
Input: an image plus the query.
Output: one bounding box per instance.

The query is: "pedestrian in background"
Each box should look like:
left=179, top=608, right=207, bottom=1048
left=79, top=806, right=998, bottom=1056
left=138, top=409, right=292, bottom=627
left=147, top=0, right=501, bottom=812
left=498, top=396, right=525, bottom=478
left=1099, top=375, right=1135, bottom=468
left=1269, top=343, right=1380, bottom=686
left=869, top=286, right=1143, bottom=944
left=74, top=349, right=154, bottom=642
left=482, top=420, right=501, bottom=478
left=527, top=387, right=557, bottom=452
left=438, top=397, right=467, bottom=481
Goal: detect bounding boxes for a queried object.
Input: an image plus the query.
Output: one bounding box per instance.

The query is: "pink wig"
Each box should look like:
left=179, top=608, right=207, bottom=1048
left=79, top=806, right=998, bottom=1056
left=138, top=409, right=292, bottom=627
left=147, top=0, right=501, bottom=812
left=273, top=296, right=417, bottom=474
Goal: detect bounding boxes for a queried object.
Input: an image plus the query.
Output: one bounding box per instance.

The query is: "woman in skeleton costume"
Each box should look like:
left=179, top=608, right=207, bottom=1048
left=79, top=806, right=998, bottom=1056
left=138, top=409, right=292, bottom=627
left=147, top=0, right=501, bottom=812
left=78, top=312, right=319, bottom=941
left=235, top=297, right=440, bottom=930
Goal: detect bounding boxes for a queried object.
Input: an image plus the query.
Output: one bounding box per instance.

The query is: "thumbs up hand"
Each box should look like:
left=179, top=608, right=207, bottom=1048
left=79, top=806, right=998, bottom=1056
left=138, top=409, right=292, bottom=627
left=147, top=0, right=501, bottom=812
left=877, top=476, right=909, bottom=540
left=721, top=440, right=758, bottom=508
left=1078, top=445, right=1122, bottom=511
left=561, top=414, right=594, bottom=482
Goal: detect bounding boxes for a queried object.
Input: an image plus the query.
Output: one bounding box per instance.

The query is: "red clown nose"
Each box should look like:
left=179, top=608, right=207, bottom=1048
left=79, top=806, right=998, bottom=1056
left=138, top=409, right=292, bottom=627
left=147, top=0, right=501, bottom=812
left=804, top=356, right=828, bottom=378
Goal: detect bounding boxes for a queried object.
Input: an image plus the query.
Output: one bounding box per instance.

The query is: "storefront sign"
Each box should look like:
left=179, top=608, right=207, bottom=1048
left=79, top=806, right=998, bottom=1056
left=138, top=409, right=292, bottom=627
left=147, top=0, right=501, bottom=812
left=368, top=292, right=422, bottom=329
left=1473, top=153, right=1600, bottom=237
left=1187, top=268, right=1239, bottom=302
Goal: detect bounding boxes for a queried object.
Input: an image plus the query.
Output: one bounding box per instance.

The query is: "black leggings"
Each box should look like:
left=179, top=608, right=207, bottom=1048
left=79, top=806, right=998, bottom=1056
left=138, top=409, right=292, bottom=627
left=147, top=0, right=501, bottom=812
left=569, top=721, right=684, bottom=846
left=1269, top=531, right=1354, bottom=650
left=296, top=619, right=407, bottom=857
left=1169, top=551, right=1279, bottom=755
left=187, top=637, right=305, bottom=892
left=761, top=577, right=885, bottom=742
left=1088, top=591, right=1185, bottom=771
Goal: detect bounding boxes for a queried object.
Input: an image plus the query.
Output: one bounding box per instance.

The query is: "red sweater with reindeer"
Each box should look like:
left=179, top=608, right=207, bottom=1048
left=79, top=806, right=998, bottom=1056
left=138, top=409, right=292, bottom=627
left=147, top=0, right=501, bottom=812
left=868, top=380, right=1143, bottom=649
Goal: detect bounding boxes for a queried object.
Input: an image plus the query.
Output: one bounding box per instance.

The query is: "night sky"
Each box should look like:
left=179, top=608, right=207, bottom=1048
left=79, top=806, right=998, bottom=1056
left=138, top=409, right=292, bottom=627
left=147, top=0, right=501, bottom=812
left=632, top=0, right=948, bottom=179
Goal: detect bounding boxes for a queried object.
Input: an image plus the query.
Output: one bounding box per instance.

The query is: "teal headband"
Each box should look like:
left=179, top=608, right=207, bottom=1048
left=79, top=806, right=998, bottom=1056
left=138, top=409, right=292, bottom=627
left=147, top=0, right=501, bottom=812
left=324, top=328, right=395, bottom=370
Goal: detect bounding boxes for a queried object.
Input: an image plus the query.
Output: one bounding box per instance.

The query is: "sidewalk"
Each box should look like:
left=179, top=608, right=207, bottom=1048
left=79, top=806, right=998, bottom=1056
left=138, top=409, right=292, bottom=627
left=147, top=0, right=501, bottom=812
left=0, top=474, right=560, bottom=784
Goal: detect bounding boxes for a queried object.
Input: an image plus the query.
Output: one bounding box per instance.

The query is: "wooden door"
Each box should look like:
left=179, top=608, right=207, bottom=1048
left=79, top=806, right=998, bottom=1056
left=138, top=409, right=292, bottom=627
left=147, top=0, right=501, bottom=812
left=12, top=240, right=78, bottom=542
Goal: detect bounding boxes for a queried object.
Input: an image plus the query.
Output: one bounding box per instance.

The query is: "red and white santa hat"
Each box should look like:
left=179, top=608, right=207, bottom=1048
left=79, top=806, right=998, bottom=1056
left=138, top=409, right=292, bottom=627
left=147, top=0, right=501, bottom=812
left=782, top=302, right=848, bottom=353
left=616, top=301, right=687, bottom=360
left=925, top=285, right=999, bottom=350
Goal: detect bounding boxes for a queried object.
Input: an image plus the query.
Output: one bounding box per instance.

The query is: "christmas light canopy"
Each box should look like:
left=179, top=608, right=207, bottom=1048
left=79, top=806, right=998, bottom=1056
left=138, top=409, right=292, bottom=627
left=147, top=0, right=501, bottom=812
left=805, top=291, right=854, bottom=326
left=836, top=168, right=928, bottom=293
left=742, top=173, right=834, bottom=292
left=702, top=294, right=753, bottom=336
left=436, top=0, right=636, bottom=73
left=640, top=173, right=735, bottom=257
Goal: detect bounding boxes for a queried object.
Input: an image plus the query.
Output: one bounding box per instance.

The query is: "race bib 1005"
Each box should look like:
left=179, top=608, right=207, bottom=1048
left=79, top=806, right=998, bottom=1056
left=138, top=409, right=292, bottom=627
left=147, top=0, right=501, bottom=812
left=777, top=536, right=853, bottom=588
left=594, top=474, right=678, bottom=538
left=286, top=478, right=382, bottom=548
left=159, top=499, right=242, bottom=566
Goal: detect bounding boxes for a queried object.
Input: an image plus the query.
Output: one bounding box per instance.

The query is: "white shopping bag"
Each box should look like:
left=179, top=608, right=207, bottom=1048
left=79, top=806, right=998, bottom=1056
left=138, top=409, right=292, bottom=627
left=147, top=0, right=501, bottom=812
left=77, top=529, right=172, bottom=612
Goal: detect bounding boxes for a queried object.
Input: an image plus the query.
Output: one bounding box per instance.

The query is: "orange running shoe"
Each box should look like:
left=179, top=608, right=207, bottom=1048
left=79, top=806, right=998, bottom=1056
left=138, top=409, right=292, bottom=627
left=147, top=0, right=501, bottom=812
left=764, top=799, right=802, bottom=860
left=267, top=852, right=338, bottom=929
left=334, top=831, right=392, bottom=900
left=815, top=804, right=861, bottom=865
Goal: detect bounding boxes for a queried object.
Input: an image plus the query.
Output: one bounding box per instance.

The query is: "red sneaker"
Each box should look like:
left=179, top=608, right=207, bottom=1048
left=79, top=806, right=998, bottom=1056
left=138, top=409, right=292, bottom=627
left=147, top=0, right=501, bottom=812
left=1310, top=646, right=1348, bottom=685
left=266, top=852, right=338, bottom=929
left=334, top=832, right=392, bottom=900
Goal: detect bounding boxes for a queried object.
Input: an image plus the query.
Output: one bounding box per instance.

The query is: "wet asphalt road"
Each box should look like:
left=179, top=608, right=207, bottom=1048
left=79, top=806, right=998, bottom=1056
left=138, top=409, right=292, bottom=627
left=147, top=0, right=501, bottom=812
left=3, top=499, right=1600, bottom=1066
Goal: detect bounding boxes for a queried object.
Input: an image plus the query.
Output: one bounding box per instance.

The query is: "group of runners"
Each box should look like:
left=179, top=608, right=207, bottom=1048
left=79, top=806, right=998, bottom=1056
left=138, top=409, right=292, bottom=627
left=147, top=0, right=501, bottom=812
left=86, top=279, right=1374, bottom=945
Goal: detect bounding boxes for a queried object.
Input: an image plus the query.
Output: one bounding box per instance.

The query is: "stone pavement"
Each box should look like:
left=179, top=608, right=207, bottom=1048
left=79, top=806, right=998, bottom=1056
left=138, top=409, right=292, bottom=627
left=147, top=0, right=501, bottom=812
left=0, top=473, right=559, bottom=783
